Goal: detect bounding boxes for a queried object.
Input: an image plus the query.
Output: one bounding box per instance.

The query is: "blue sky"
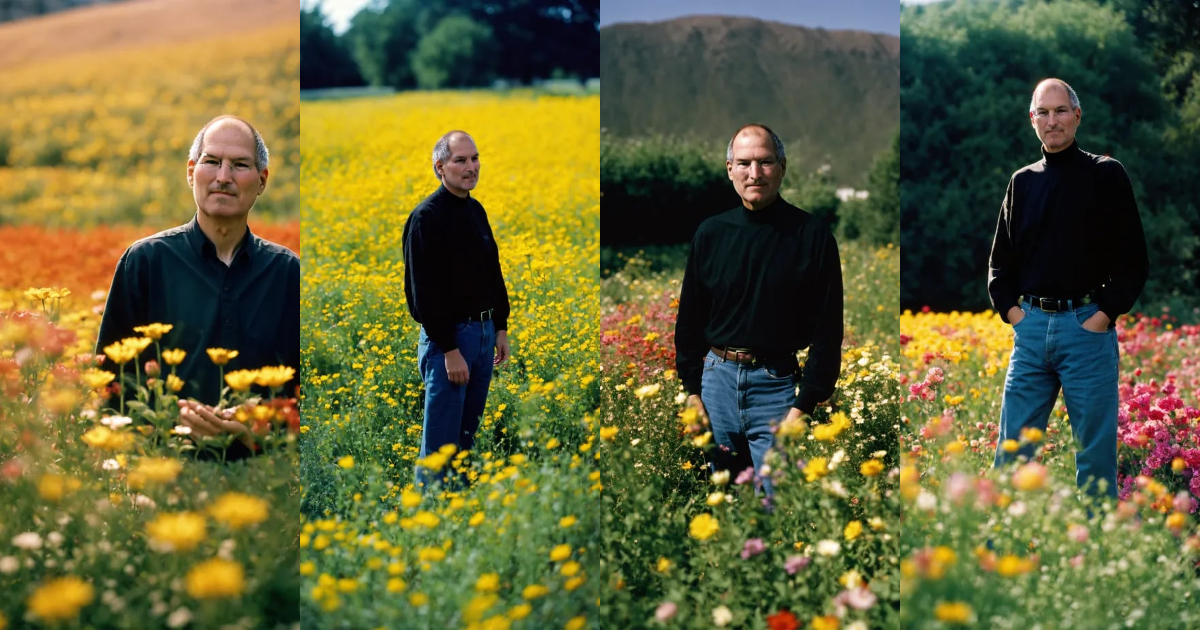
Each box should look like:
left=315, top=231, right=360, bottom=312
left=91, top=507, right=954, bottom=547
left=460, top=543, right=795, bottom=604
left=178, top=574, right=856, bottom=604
left=600, top=0, right=901, bottom=35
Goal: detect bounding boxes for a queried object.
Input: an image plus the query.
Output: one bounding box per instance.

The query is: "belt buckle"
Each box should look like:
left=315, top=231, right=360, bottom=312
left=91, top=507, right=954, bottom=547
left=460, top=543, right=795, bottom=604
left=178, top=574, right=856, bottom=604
left=1038, top=297, right=1059, bottom=313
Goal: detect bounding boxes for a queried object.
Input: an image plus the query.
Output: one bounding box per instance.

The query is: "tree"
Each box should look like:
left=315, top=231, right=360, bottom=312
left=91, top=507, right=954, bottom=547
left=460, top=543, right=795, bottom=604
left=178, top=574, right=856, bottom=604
left=344, top=0, right=422, bottom=89
left=840, top=133, right=898, bottom=246
left=300, top=5, right=364, bottom=89
left=410, top=15, right=496, bottom=89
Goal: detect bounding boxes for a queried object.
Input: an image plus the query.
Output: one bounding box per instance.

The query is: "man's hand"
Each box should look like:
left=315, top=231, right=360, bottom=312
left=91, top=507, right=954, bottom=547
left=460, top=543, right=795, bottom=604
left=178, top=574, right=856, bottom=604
left=494, top=330, right=510, bottom=366
left=1082, top=310, right=1111, bottom=333
left=177, top=400, right=254, bottom=449
left=1007, top=305, right=1025, bottom=326
left=445, top=349, right=469, bottom=385
left=783, top=407, right=805, bottom=424
left=686, top=394, right=708, bottom=421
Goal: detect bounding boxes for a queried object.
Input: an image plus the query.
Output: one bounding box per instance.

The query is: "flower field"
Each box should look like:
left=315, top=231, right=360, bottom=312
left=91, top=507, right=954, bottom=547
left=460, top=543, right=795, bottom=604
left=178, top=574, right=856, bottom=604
left=899, top=310, right=1200, bottom=628
left=299, top=91, right=600, bottom=628
left=0, top=22, right=299, bottom=227
left=0, top=11, right=302, bottom=627
left=597, top=242, right=902, bottom=628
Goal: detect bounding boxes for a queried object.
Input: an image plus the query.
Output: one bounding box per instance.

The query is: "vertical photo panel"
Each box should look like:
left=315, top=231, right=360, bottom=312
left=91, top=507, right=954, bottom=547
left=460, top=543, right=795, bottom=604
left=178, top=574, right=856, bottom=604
left=298, top=0, right=600, bottom=627
left=0, top=0, right=301, bottom=627
left=899, top=0, right=1200, bottom=627
left=599, top=1, right=900, bottom=628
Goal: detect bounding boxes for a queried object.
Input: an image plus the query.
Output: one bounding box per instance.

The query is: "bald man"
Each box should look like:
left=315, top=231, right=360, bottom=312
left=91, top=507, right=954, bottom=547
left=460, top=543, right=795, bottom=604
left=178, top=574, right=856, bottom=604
left=96, top=115, right=300, bottom=460
left=403, top=130, right=511, bottom=491
left=675, top=124, right=844, bottom=496
left=989, top=79, right=1148, bottom=498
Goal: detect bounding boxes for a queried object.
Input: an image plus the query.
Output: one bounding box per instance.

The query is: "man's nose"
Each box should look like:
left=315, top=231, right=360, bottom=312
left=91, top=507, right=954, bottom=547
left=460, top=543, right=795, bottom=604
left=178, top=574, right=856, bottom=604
left=748, top=162, right=761, bottom=179
left=214, top=163, right=233, bottom=183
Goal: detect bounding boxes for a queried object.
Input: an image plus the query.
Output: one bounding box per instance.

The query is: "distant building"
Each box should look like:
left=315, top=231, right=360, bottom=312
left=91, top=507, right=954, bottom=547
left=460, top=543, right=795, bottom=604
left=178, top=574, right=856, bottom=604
left=836, top=187, right=870, bottom=202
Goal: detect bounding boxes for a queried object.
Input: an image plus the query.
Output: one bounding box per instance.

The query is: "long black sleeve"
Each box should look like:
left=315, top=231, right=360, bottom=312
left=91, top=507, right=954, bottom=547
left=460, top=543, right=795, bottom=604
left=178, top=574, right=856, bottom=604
left=988, top=177, right=1020, bottom=323
left=403, top=209, right=458, bottom=352
left=795, top=232, right=843, bottom=414
left=1094, top=160, right=1148, bottom=322
left=675, top=232, right=710, bottom=397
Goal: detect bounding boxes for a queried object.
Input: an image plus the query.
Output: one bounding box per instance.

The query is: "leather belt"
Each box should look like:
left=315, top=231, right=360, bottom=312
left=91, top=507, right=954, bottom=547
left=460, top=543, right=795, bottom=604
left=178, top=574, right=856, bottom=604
left=466, top=308, right=494, bottom=322
left=1022, top=293, right=1095, bottom=313
left=710, top=346, right=759, bottom=364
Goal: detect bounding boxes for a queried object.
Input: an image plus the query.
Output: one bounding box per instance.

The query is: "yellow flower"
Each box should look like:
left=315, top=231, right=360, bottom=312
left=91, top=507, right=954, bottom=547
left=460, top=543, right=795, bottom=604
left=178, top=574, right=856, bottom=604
left=545, top=437, right=561, bottom=449
left=996, top=554, right=1036, bottom=577
left=860, top=459, right=885, bottom=477
left=475, top=573, right=501, bottom=593
left=417, top=547, right=446, bottom=563
left=206, top=348, right=239, bottom=366
left=1166, top=512, right=1187, bottom=532
left=565, top=616, right=587, bottom=630
left=411, top=511, right=440, bottom=528
left=560, top=561, right=581, bottom=577
left=811, top=616, right=840, bottom=630
left=80, top=426, right=134, bottom=451
left=655, top=557, right=672, bottom=573
left=777, top=415, right=807, bottom=439
left=934, top=602, right=974, bottom=624
left=337, top=455, right=354, bottom=469
left=400, top=489, right=422, bottom=508
left=185, top=558, right=245, bottom=599
left=167, top=374, right=185, bottom=392
left=564, top=576, right=585, bottom=591
left=300, top=561, right=316, bottom=576
left=692, top=431, right=713, bottom=447
left=464, top=594, right=499, bottom=623
left=549, top=544, right=572, bottom=561
left=225, top=369, right=260, bottom=392
left=706, top=492, right=725, bottom=506
left=27, top=576, right=94, bottom=622
left=162, top=348, right=187, bottom=366
left=803, top=457, right=829, bottom=482
left=254, top=365, right=296, bottom=388
left=844, top=520, right=863, bottom=542
left=128, top=457, right=184, bottom=489
left=812, top=412, right=851, bottom=441
left=508, top=604, right=532, bottom=620
left=208, top=492, right=270, bottom=529
left=122, top=337, right=153, bottom=355
left=1020, top=427, right=1044, bottom=443
left=37, top=473, right=81, bottom=502
left=103, top=341, right=138, bottom=365
left=81, top=369, right=116, bottom=390
left=688, top=513, right=719, bottom=541
left=409, top=593, right=429, bottom=606
left=146, top=512, right=207, bottom=552
left=559, top=515, right=577, bottom=528
left=1011, top=463, right=1047, bottom=492
left=522, top=584, right=550, bottom=600
left=469, top=512, right=486, bottom=527
left=599, top=426, right=618, bottom=441
left=1001, top=439, right=1020, bottom=453
left=133, top=323, right=173, bottom=340
left=634, top=383, right=661, bottom=399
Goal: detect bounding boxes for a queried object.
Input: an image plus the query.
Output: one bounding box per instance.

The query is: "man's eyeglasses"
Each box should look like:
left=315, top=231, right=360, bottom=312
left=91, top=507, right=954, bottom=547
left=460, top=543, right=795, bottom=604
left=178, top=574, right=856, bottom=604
left=1032, top=108, right=1075, bottom=120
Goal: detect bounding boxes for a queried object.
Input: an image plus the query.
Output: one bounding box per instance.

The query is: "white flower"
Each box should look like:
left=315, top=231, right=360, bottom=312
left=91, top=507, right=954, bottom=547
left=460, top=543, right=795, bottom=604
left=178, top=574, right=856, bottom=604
left=830, top=449, right=846, bottom=469
left=101, top=415, right=133, bottom=429
left=816, top=540, right=841, bottom=556
left=81, top=409, right=97, bottom=420
left=166, top=607, right=193, bottom=628
left=847, top=622, right=869, bottom=630
left=102, top=459, right=121, bottom=471
left=823, top=479, right=849, bottom=498
left=46, top=532, right=64, bottom=547
left=1008, top=501, right=1028, bottom=517
left=172, top=425, right=192, bottom=435
left=134, top=494, right=156, bottom=508
left=674, top=392, right=687, bottom=404
left=916, top=490, right=938, bottom=511
left=712, top=605, right=733, bottom=627
left=0, top=556, right=19, bottom=574
left=759, top=464, right=772, bottom=476
left=711, top=470, right=730, bottom=486
left=12, top=532, right=42, bottom=550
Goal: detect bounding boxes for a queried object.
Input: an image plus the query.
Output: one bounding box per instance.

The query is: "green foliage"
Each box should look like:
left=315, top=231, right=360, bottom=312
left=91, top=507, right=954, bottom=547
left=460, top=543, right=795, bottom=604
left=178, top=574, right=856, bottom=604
left=840, top=133, right=899, bottom=247
left=900, top=0, right=1200, bottom=314
left=345, top=0, right=423, bottom=90
left=301, top=5, right=363, bottom=89
left=411, top=15, right=497, bottom=89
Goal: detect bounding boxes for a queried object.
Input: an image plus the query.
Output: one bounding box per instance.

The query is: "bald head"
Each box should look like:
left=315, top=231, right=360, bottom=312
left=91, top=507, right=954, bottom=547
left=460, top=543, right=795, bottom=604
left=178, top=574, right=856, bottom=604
left=1029, top=78, right=1082, bottom=153
left=432, top=130, right=480, bottom=196
left=1029, top=78, right=1080, bottom=114
left=188, top=115, right=269, bottom=171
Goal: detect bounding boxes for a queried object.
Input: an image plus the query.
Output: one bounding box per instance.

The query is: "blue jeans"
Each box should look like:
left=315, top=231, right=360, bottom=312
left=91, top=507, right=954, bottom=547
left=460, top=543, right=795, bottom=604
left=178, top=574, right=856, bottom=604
left=994, top=301, right=1119, bottom=497
left=415, top=320, right=495, bottom=491
left=701, top=350, right=798, bottom=495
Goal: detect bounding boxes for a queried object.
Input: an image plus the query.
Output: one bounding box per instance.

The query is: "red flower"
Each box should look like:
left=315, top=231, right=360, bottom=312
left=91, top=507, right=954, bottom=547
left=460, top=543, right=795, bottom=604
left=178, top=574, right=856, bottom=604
left=766, top=610, right=799, bottom=630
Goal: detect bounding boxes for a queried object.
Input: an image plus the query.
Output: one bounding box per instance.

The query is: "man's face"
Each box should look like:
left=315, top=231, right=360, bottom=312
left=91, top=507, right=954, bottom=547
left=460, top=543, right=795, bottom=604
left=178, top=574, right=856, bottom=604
left=1029, top=83, right=1081, bottom=153
left=187, top=120, right=267, bottom=219
left=438, top=135, right=480, bottom=195
left=727, top=129, right=785, bottom=210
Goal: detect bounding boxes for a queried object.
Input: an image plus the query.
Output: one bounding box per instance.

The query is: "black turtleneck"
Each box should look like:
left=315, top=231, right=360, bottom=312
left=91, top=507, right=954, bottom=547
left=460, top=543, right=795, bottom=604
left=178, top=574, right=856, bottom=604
left=402, top=185, right=510, bottom=351
left=675, top=196, right=843, bottom=414
left=988, top=140, right=1148, bottom=323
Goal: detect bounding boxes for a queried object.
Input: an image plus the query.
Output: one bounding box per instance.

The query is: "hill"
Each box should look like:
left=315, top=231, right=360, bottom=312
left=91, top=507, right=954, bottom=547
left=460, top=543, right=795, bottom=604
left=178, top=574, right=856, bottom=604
left=600, top=15, right=898, bottom=184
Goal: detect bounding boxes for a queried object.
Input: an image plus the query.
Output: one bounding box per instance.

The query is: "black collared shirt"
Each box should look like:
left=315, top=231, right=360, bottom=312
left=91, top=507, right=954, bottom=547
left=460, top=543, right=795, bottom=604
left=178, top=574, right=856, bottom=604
left=96, top=215, right=301, bottom=408
left=988, top=141, right=1149, bottom=322
left=402, top=185, right=510, bottom=351
left=674, top=196, right=844, bottom=414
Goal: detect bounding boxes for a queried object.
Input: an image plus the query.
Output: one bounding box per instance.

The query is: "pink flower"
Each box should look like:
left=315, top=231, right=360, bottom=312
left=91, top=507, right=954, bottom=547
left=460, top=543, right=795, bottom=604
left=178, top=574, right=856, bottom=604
left=740, top=538, right=766, bottom=560
left=784, top=555, right=810, bottom=575
left=1067, top=524, right=1089, bottom=544
left=655, top=601, right=677, bottom=622
left=1174, top=492, right=1194, bottom=514
left=834, top=586, right=877, bottom=611
left=734, top=467, right=756, bottom=485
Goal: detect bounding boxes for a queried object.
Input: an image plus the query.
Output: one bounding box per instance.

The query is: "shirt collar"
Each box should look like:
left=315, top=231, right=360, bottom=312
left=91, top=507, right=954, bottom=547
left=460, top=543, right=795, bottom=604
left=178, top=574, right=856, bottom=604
left=185, top=214, right=256, bottom=263
left=1041, top=140, right=1085, bottom=166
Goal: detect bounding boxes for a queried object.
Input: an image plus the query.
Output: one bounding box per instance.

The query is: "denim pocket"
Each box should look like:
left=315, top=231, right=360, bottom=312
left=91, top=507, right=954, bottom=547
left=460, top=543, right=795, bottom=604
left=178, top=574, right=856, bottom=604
left=1074, top=305, right=1110, bottom=335
left=703, top=353, right=717, bottom=372
left=762, top=362, right=797, bottom=381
